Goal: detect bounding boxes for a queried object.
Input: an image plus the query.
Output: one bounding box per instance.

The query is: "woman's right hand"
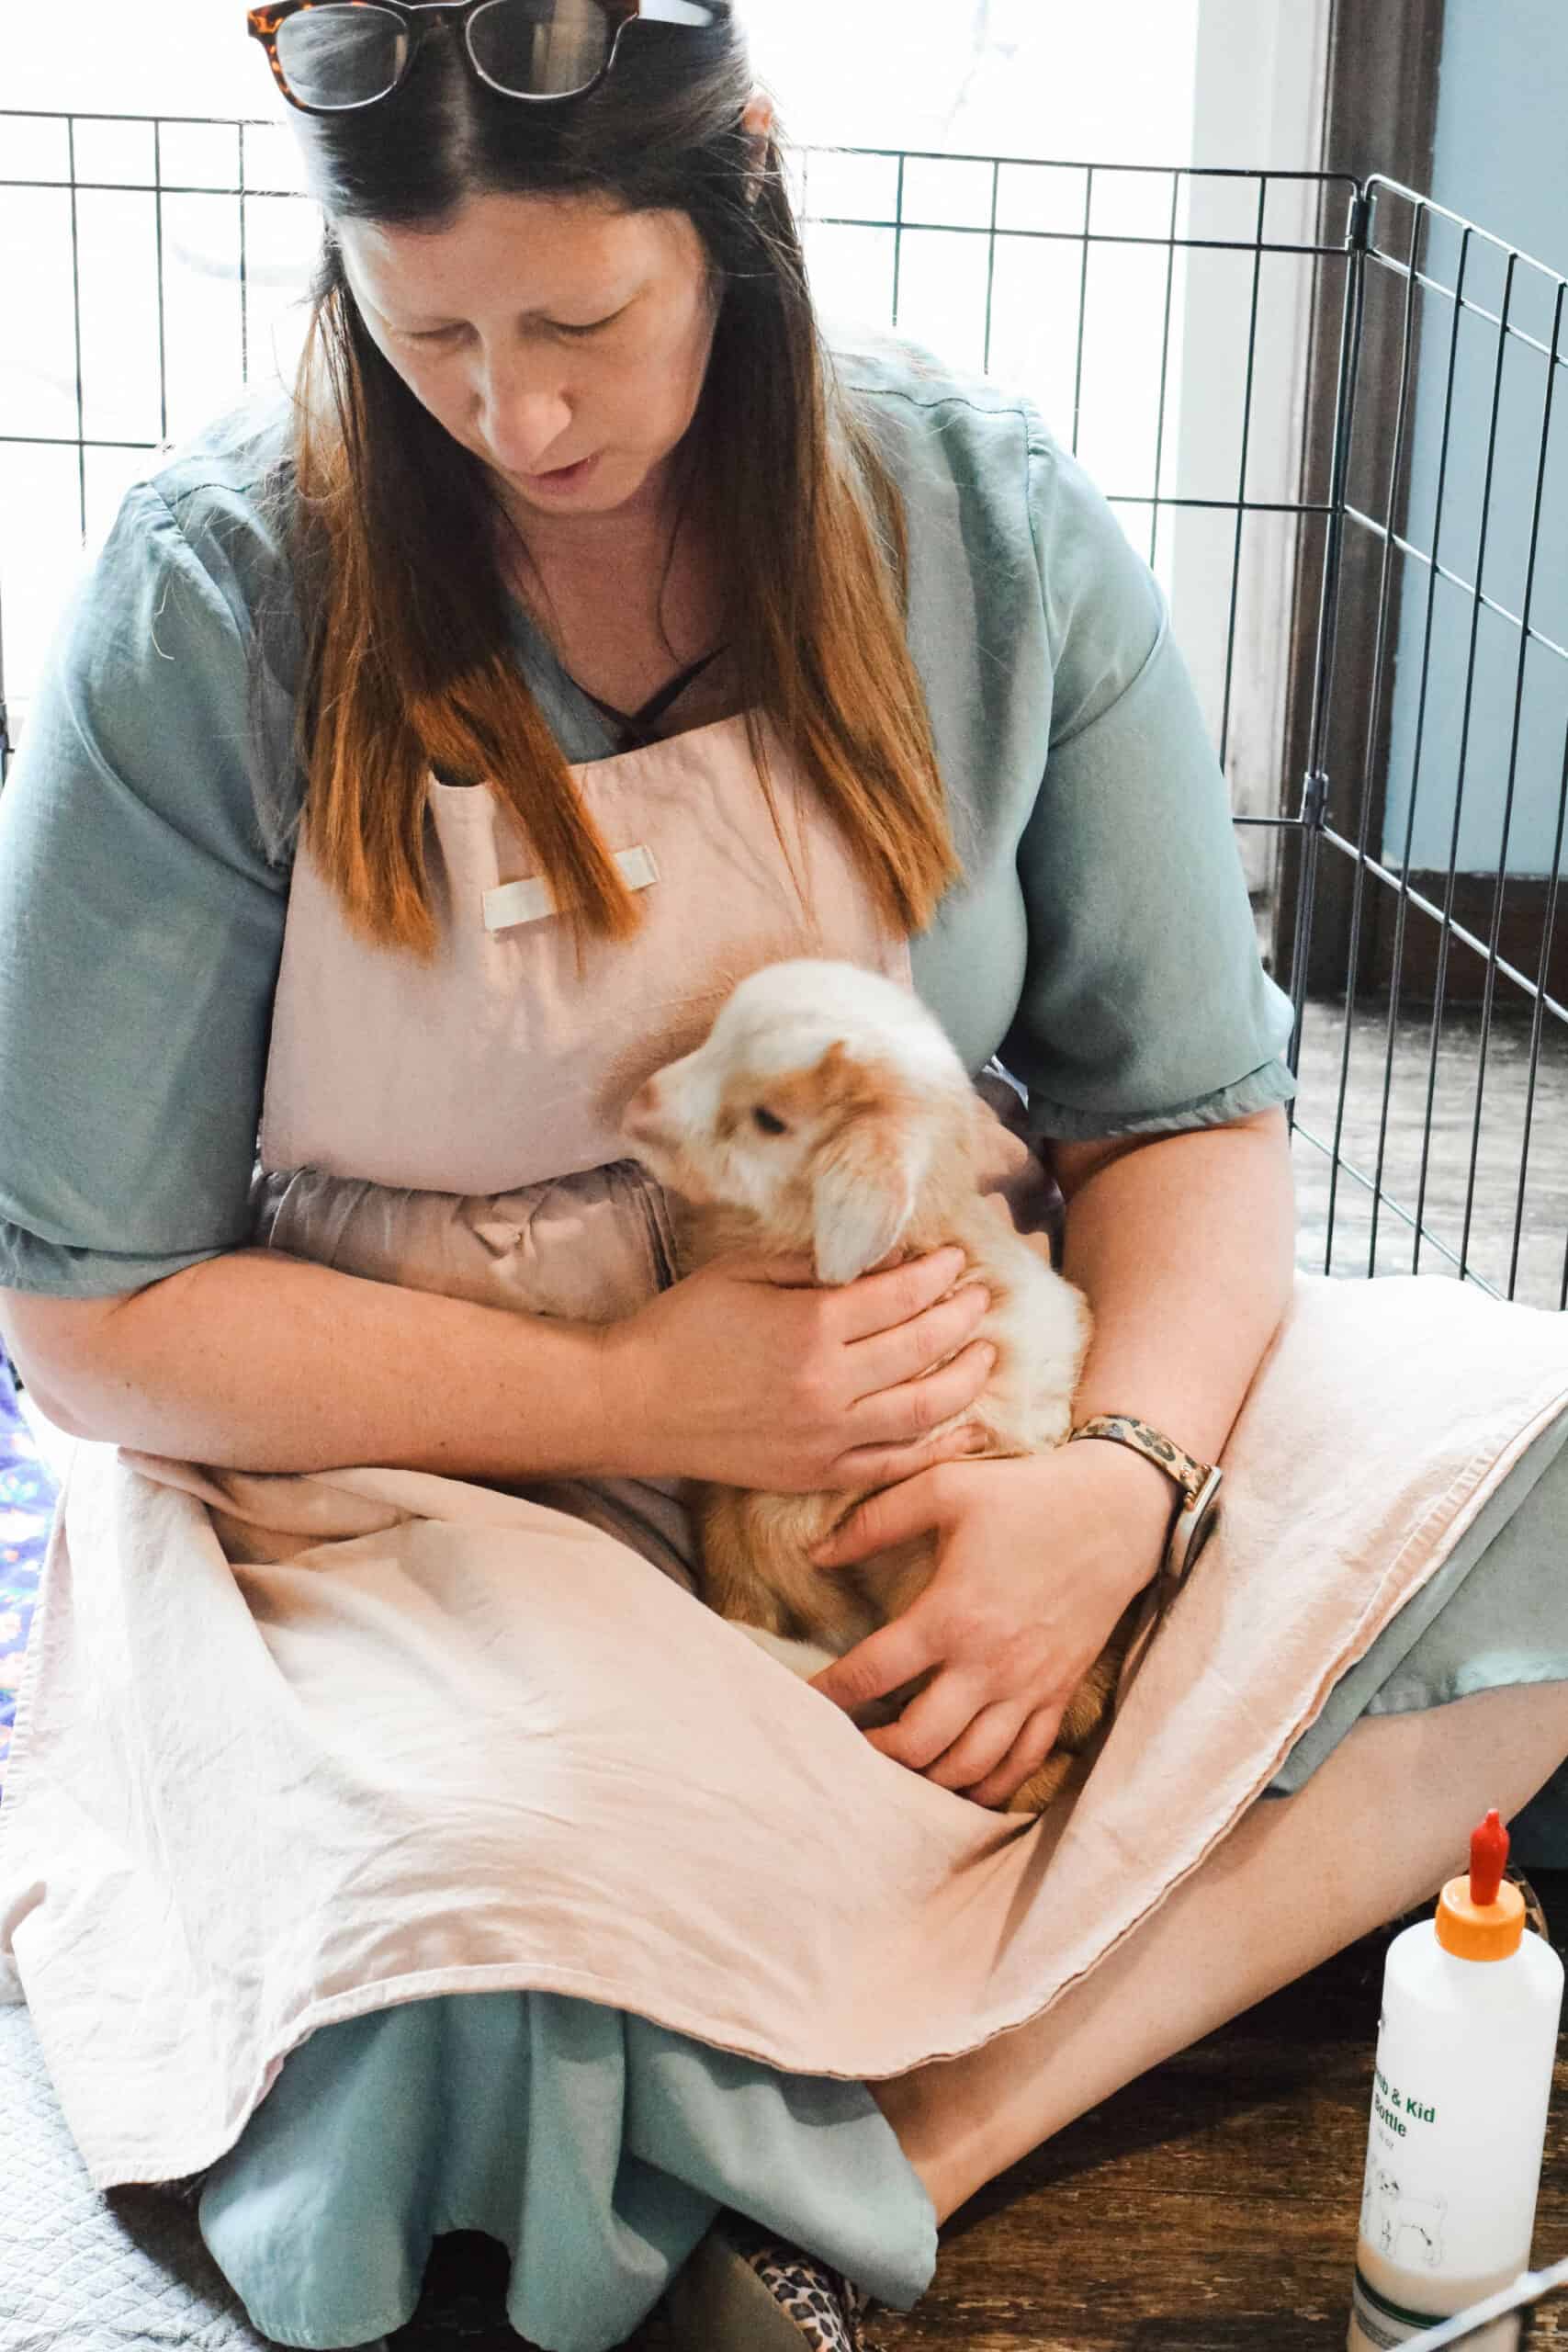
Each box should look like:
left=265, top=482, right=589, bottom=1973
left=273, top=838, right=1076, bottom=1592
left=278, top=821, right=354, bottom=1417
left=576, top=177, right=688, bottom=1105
left=593, top=1246, right=996, bottom=1491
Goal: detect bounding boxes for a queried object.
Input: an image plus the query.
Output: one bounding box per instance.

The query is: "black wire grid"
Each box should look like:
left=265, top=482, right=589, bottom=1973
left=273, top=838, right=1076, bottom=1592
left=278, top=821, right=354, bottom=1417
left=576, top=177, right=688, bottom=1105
left=4, top=115, right=1568, bottom=1317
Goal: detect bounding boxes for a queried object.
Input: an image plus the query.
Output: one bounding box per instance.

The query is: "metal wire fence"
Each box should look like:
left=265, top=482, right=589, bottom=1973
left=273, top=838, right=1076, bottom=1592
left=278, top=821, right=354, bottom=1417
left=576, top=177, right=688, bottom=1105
left=3, top=112, right=1567, bottom=1313
left=1298, top=177, right=1568, bottom=1317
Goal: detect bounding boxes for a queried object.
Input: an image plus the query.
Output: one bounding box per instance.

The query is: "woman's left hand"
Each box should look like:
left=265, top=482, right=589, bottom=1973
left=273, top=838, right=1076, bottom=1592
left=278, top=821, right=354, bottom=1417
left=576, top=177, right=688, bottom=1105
left=806, top=1442, right=1175, bottom=1809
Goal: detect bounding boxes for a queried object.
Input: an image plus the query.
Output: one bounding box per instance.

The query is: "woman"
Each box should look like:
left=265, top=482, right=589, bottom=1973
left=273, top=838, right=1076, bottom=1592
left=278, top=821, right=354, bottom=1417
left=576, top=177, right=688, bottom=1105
left=3, top=5, right=1568, bottom=2349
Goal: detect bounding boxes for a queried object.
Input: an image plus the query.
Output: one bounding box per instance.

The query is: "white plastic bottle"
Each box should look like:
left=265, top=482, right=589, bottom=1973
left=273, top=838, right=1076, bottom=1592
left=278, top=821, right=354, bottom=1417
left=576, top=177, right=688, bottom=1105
left=1348, top=1810, right=1564, bottom=2352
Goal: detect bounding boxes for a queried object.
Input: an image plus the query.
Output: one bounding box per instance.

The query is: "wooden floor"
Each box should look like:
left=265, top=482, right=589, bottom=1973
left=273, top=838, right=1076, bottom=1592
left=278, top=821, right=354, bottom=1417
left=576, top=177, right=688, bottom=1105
left=388, top=1873, right=1568, bottom=2350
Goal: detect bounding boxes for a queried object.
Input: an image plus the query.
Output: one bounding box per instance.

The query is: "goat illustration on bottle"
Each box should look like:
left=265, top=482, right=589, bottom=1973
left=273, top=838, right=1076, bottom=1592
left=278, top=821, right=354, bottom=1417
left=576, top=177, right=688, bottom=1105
left=1362, top=2166, right=1448, bottom=2269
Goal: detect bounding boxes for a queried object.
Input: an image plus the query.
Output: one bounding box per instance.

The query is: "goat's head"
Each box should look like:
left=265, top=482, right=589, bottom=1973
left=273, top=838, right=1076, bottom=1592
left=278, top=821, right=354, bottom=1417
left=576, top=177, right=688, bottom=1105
left=623, top=961, right=977, bottom=1283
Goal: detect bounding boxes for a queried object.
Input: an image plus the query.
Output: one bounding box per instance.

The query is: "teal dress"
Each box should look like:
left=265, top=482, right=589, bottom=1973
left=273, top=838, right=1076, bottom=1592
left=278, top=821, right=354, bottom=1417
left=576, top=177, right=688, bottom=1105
left=2, top=334, right=1565, bottom=2352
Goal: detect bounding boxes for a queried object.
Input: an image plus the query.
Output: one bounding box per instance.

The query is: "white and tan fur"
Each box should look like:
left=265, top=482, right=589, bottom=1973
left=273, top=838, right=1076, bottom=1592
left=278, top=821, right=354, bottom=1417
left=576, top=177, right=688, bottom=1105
left=624, top=960, right=1128, bottom=1811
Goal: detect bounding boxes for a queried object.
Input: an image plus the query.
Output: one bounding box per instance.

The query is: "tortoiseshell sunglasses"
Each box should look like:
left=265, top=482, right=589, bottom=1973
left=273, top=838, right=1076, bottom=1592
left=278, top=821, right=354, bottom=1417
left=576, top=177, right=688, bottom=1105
left=247, top=0, right=717, bottom=116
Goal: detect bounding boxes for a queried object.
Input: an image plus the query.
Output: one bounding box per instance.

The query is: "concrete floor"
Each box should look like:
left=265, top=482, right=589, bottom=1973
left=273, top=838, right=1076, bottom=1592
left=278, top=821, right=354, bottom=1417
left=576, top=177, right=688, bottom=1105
left=1288, top=995, right=1568, bottom=1310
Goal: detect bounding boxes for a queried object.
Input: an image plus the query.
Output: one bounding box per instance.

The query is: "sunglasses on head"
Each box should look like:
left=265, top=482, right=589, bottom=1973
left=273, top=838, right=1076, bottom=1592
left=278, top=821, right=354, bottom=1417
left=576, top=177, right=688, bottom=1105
left=247, top=0, right=718, bottom=117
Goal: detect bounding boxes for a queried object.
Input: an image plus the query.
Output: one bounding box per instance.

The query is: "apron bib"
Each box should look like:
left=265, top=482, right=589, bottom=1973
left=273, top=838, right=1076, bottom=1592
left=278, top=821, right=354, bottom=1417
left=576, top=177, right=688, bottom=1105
left=257, top=712, right=915, bottom=1195
left=6, top=713, right=1568, bottom=2191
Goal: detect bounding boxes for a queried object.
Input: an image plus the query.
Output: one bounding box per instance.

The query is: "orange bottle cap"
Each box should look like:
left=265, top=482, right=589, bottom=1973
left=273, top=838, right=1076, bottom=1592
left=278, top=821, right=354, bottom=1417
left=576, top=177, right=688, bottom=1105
left=1434, top=1810, right=1525, bottom=1961
left=1435, top=1873, right=1526, bottom=1961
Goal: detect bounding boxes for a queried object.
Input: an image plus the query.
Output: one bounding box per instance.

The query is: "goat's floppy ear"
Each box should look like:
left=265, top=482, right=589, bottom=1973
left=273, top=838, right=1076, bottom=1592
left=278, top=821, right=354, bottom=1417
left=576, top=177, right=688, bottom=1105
left=808, top=1048, right=924, bottom=1285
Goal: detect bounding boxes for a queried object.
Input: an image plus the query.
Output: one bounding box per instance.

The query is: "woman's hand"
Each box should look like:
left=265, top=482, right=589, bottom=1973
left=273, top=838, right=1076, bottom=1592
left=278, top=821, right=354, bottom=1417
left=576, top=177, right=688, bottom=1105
left=805, top=1441, right=1174, bottom=1809
left=594, top=1246, right=997, bottom=1490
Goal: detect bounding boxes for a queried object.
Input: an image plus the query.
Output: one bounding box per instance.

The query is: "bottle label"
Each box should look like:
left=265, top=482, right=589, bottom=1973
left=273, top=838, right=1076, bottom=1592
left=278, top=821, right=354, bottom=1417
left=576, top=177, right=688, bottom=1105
left=1351, top=2262, right=1518, bottom=2352
left=1351, top=2264, right=1445, bottom=2346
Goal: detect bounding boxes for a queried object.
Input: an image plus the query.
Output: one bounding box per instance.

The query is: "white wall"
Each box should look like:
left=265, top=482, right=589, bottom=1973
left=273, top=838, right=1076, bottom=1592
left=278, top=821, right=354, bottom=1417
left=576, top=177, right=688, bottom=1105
left=1168, top=0, right=1332, bottom=893
left=1380, top=0, right=1568, bottom=878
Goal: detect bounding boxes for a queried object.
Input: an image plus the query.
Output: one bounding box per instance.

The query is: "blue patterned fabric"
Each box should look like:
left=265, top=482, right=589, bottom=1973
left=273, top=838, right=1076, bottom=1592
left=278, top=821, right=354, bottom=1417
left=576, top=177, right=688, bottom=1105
left=0, top=1350, right=53, bottom=1805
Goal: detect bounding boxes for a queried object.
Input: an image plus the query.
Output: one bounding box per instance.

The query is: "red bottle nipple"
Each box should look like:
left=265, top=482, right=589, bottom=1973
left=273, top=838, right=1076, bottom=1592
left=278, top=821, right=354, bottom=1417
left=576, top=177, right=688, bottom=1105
left=1469, top=1808, right=1509, bottom=1908
left=1436, top=1809, right=1524, bottom=1960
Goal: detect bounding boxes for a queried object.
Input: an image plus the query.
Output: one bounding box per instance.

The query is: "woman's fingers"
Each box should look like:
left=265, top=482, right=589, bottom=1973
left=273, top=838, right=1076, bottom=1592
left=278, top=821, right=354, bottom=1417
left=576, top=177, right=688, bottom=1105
left=844, top=1278, right=990, bottom=1399
left=811, top=1462, right=953, bottom=1554
left=626, top=1245, right=994, bottom=1491
left=847, top=1335, right=996, bottom=1446
left=832, top=1246, right=970, bottom=1340
left=963, top=1704, right=1068, bottom=1811
left=807, top=1591, right=943, bottom=1716
left=835, top=1655, right=1025, bottom=1795
left=909, top=1693, right=1029, bottom=1792
left=858, top=1672, right=1064, bottom=1811
left=825, top=1419, right=990, bottom=1494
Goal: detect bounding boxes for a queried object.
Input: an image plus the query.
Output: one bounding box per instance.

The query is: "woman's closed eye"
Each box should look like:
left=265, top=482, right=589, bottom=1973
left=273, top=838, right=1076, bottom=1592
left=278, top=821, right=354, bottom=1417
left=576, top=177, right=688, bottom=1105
left=551, top=309, right=628, bottom=340
left=403, top=311, right=624, bottom=347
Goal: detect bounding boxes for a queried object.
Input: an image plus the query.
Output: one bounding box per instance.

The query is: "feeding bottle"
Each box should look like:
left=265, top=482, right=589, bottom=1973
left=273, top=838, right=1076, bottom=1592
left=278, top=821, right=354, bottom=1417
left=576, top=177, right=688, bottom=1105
left=1348, top=1810, right=1564, bottom=2351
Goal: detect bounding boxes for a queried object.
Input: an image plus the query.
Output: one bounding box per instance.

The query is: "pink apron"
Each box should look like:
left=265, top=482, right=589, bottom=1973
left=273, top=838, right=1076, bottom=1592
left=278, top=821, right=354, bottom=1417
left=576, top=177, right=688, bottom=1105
left=6, top=712, right=1568, bottom=2192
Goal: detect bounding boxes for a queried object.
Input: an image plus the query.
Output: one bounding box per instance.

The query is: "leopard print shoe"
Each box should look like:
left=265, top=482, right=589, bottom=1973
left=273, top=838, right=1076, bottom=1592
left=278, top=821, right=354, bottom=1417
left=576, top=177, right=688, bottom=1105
left=662, top=2206, right=886, bottom=2351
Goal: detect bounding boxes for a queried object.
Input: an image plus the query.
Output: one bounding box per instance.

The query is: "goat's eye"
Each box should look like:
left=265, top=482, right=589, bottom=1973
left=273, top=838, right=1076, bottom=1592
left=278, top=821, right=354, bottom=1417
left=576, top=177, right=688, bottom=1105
left=752, top=1106, right=788, bottom=1137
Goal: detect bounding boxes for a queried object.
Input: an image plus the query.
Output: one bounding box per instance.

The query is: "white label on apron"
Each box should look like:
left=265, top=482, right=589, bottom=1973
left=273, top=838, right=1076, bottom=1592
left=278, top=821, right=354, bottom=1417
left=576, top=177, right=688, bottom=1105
left=483, top=845, right=660, bottom=933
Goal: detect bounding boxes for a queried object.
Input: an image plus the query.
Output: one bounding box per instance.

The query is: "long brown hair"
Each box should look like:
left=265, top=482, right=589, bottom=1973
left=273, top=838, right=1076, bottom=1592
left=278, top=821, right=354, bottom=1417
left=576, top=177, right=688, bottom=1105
left=277, top=3, right=960, bottom=955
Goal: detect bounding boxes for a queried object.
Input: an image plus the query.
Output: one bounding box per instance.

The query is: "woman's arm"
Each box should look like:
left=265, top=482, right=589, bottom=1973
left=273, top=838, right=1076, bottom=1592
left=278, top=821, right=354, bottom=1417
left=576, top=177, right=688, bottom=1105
left=0, top=1237, right=997, bottom=1493
left=2, top=1250, right=614, bottom=1481
left=1054, top=1101, right=1297, bottom=1504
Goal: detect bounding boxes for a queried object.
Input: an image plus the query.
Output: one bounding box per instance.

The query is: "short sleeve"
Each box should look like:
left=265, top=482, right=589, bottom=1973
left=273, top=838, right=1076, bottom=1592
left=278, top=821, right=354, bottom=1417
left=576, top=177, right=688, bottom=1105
left=0, top=482, right=291, bottom=1297
left=998, top=430, right=1299, bottom=1141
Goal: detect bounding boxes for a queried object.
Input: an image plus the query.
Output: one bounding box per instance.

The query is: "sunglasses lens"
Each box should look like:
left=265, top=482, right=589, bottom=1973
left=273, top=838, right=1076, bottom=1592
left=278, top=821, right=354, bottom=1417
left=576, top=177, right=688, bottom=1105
left=467, top=0, right=615, bottom=97
left=275, top=6, right=411, bottom=108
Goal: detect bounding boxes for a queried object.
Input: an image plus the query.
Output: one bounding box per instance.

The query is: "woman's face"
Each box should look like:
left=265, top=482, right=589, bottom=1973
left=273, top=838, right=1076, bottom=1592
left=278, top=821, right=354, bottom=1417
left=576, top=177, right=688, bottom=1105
left=337, top=189, right=718, bottom=523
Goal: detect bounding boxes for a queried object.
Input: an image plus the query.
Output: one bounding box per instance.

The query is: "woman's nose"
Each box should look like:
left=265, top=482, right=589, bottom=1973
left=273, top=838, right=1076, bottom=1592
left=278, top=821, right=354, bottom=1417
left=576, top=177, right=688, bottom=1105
left=477, top=369, right=573, bottom=476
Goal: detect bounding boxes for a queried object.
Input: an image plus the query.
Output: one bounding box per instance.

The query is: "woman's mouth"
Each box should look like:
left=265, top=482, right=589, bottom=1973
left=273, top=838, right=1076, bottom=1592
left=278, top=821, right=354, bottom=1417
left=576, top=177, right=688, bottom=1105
left=520, top=454, right=600, bottom=492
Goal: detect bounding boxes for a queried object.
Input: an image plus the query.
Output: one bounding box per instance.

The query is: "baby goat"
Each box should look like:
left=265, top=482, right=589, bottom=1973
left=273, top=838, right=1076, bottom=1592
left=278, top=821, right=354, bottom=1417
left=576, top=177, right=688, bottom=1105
left=624, top=959, right=1128, bottom=1812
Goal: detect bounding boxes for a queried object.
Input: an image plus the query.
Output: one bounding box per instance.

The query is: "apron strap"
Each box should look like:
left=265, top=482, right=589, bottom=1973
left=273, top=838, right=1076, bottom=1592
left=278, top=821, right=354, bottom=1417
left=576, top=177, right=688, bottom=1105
left=570, top=647, right=728, bottom=751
